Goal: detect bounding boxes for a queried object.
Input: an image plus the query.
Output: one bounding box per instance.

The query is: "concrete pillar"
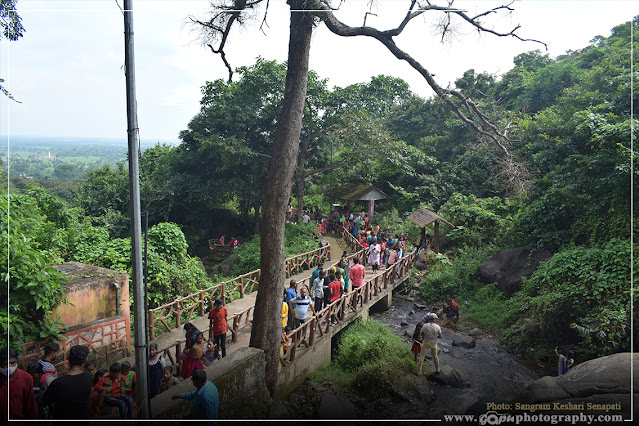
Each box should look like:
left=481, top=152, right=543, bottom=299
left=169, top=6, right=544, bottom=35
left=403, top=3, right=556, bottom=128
left=370, top=292, right=392, bottom=313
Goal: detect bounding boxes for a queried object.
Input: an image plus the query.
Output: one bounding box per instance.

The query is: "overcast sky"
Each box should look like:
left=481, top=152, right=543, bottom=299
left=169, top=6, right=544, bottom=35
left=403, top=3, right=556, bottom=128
left=0, top=0, right=636, bottom=143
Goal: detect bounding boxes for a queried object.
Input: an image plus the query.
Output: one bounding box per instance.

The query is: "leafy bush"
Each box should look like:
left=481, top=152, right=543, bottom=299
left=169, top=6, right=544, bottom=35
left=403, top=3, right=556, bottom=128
left=335, top=318, right=413, bottom=372
left=1, top=195, right=69, bottom=347
left=436, top=192, right=516, bottom=249
left=147, top=222, right=188, bottom=264
left=228, top=222, right=319, bottom=277
left=419, top=245, right=503, bottom=302
left=312, top=318, right=414, bottom=398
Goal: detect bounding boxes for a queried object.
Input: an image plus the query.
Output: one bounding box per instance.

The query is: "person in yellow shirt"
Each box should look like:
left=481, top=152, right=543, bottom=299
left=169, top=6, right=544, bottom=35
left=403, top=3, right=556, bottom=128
left=282, top=299, right=289, bottom=331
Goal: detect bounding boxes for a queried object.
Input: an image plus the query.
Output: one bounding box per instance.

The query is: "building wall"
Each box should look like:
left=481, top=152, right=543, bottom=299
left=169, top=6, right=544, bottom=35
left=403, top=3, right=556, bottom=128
left=52, top=262, right=130, bottom=328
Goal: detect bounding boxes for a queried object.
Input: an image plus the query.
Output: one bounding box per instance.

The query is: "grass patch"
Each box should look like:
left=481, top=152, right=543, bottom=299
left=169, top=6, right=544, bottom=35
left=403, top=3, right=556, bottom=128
left=312, top=318, right=414, bottom=397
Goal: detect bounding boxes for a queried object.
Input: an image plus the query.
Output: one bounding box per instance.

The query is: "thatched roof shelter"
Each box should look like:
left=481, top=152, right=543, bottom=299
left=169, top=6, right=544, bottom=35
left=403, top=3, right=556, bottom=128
left=329, top=183, right=390, bottom=217
left=407, top=208, right=454, bottom=254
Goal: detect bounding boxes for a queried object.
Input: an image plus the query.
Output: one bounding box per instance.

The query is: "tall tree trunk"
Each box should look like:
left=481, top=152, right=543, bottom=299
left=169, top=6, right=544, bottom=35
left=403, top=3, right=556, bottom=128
left=296, top=132, right=311, bottom=223
left=249, top=0, right=313, bottom=396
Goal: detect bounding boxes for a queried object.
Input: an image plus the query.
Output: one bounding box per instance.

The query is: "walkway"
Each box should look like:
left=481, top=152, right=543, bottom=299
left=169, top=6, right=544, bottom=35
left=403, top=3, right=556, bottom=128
left=119, top=233, right=352, bottom=367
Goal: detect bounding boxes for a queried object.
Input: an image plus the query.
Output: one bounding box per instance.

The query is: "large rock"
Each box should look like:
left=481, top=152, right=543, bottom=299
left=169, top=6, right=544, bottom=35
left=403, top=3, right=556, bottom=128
left=390, top=373, right=435, bottom=404
left=429, top=365, right=470, bottom=388
left=268, top=401, right=290, bottom=419
left=512, top=353, right=638, bottom=417
left=452, top=335, right=476, bottom=348
left=318, top=392, right=357, bottom=419
left=477, top=248, right=552, bottom=296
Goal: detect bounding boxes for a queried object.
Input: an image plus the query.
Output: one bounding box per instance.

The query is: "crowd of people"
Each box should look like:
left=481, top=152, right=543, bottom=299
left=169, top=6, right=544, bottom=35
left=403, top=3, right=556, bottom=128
left=0, top=297, right=231, bottom=420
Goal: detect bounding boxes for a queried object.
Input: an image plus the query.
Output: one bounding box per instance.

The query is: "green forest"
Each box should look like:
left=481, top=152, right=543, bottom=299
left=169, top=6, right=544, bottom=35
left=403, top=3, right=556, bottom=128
left=1, top=17, right=636, bottom=368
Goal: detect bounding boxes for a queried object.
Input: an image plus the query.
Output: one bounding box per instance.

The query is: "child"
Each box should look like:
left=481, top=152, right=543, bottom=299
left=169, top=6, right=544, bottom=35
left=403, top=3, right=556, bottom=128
left=85, top=359, right=97, bottom=376
left=203, top=340, right=221, bottom=367
left=208, top=298, right=228, bottom=357
left=148, top=342, right=166, bottom=399
left=555, top=346, right=575, bottom=376
left=159, top=366, right=180, bottom=393
left=27, top=362, right=47, bottom=419
left=92, top=362, right=133, bottom=419
left=120, top=361, right=137, bottom=405
left=411, top=320, right=425, bottom=362
left=90, top=369, right=108, bottom=416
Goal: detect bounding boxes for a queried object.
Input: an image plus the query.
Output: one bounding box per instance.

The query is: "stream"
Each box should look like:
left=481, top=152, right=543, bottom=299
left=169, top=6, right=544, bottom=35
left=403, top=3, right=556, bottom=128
left=371, top=292, right=540, bottom=417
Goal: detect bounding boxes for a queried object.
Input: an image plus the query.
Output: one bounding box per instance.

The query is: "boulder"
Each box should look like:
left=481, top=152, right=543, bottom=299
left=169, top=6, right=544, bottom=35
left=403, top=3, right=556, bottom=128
left=415, top=259, right=428, bottom=271
left=268, top=401, right=290, bottom=419
left=477, top=248, right=552, bottom=296
left=390, top=373, right=435, bottom=404
left=467, top=328, right=483, bottom=337
left=513, top=353, right=638, bottom=417
left=429, top=365, right=470, bottom=388
left=452, top=335, right=476, bottom=348
left=318, top=392, right=357, bottom=419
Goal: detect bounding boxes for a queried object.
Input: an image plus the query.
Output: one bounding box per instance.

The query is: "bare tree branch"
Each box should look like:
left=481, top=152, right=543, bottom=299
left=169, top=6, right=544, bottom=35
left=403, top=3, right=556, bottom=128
left=315, top=0, right=544, bottom=192
left=189, top=0, right=267, bottom=82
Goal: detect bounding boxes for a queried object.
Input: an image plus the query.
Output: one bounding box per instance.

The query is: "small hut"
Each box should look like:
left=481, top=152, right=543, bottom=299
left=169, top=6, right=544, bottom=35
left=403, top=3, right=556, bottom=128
left=407, top=208, right=454, bottom=254
left=328, top=183, right=390, bottom=218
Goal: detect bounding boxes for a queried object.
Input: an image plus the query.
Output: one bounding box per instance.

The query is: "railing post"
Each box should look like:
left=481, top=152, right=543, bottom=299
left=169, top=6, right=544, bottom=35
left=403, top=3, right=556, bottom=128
left=240, top=276, right=245, bottom=298
left=232, top=316, right=239, bottom=343
left=290, top=333, right=298, bottom=361
left=148, top=311, right=155, bottom=340
left=176, top=341, right=183, bottom=368
left=199, top=292, right=205, bottom=316
left=175, top=303, right=181, bottom=330
left=309, top=318, right=316, bottom=346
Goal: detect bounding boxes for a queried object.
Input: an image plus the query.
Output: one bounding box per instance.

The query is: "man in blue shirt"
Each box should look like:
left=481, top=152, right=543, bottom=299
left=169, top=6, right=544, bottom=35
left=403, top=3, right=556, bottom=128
left=285, top=279, right=297, bottom=327
left=171, top=369, right=218, bottom=419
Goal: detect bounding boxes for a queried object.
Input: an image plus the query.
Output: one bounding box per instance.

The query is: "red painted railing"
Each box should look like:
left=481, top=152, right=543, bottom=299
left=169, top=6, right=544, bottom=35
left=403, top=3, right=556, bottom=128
left=19, top=316, right=131, bottom=372
left=148, top=245, right=331, bottom=339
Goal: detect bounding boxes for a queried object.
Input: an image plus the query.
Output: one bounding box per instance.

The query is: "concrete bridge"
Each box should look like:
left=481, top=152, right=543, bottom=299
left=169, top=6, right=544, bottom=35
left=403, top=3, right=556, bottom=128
left=144, top=227, right=416, bottom=418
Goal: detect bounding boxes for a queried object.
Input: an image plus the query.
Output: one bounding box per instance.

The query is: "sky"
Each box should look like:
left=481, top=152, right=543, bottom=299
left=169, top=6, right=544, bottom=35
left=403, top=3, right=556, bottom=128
left=0, top=0, right=637, bottom=143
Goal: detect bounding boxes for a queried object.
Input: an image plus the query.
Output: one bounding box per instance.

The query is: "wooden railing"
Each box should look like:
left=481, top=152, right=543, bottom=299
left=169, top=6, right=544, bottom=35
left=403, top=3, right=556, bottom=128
left=148, top=245, right=331, bottom=339
left=282, top=250, right=417, bottom=363
left=147, top=225, right=414, bottom=379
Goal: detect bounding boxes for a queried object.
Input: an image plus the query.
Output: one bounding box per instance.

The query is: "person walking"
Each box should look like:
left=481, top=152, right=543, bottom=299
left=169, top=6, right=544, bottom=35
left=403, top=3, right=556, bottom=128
left=349, top=257, right=365, bottom=289
left=416, top=313, right=442, bottom=375
left=311, top=270, right=326, bottom=312
left=208, top=298, right=228, bottom=358
left=289, top=287, right=316, bottom=329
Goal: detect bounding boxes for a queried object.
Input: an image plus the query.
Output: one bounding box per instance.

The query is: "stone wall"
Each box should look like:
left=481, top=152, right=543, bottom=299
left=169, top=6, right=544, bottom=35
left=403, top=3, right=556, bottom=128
left=152, top=347, right=271, bottom=419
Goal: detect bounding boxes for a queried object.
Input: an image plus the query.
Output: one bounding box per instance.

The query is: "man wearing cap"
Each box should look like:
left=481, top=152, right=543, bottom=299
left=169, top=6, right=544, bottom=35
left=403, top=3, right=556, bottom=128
left=416, top=313, right=442, bottom=374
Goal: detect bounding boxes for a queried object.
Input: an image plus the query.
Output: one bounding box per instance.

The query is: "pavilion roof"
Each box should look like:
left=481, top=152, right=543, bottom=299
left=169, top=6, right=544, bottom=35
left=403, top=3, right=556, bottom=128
left=407, top=208, right=454, bottom=228
left=328, top=183, right=391, bottom=202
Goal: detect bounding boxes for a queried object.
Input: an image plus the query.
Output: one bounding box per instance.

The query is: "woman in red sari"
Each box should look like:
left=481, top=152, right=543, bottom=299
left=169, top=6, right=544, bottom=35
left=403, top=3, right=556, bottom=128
left=180, top=332, right=206, bottom=379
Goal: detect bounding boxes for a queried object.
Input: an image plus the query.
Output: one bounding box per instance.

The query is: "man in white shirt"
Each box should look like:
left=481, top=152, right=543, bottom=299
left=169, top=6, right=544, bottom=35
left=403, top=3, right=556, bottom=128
left=302, top=212, right=311, bottom=224
left=417, top=313, right=442, bottom=374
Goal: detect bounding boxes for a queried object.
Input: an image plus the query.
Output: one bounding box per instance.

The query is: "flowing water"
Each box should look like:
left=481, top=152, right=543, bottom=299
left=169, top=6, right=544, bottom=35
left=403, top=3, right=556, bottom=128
left=371, top=292, right=540, bottom=417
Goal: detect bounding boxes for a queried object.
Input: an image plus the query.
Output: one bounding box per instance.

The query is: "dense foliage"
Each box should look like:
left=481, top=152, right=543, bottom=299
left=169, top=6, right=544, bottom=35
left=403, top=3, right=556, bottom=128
left=415, top=18, right=637, bottom=367
left=5, top=17, right=636, bottom=366
left=313, top=318, right=415, bottom=396
left=1, top=194, right=68, bottom=348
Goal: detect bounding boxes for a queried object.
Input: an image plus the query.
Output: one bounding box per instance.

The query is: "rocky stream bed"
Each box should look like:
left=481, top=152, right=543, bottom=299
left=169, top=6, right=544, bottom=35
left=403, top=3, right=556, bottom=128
left=281, top=292, right=541, bottom=420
